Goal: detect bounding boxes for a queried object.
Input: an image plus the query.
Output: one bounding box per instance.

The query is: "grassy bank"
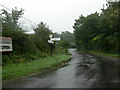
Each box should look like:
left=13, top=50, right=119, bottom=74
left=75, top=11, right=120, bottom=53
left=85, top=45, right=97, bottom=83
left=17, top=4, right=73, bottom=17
left=3, top=54, right=71, bottom=80
left=0, top=66, right=2, bottom=82
left=87, top=51, right=119, bottom=58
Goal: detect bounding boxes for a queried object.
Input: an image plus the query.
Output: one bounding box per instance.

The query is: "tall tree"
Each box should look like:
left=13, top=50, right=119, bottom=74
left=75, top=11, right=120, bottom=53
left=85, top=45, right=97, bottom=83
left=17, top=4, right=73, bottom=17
left=34, top=22, right=52, bottom=52
left=2, top=8, right=36, bottom=54
left=73, top=13, right=100, bottom=50
left=2, top=7, right=24, bottom=31
left=73, top=1, right=119, bottom=53
left=61, top=31, right=75, bottom=44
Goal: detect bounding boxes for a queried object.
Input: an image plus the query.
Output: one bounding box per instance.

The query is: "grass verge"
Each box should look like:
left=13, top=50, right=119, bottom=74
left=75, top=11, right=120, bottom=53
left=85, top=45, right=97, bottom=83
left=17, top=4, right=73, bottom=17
left=3, top=54, right=71, bottom=80
left=87, top=50, right=119, bottom=58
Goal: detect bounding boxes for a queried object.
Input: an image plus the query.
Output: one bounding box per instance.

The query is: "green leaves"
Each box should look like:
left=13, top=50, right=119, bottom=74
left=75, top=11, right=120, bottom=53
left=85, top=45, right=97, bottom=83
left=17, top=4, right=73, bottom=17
left=73, top=2, right=119, bottom=53
left=74, top=12, right=100, bottom=50
left=33, top=22, right=52, bottom=52
left=2, top=8, right=24, bottom=31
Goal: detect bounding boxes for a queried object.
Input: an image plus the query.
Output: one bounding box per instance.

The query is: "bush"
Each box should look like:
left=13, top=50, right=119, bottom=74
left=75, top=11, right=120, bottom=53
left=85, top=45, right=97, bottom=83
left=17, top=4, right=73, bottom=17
left=2, top=30, right=36, bottom=54
left=36, top=52, right=48, bottom=58
left=2, top=55, right=11, bottom=64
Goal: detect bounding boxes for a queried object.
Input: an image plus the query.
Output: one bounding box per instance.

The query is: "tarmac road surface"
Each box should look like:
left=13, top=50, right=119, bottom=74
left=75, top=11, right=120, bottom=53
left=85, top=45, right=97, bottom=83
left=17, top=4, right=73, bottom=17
left=2, top=49, right=119, bottom=88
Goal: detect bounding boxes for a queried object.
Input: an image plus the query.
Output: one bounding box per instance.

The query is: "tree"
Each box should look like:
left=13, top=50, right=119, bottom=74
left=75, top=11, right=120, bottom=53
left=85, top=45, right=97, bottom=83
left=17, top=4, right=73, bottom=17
left=73, top=1, right=119, bottom=53
left=73, top=13, right=100, bottom=50
left=2, top=30, right=36, bottom=54
left=2, top=7, right=24, bottom=31
left=98, top=2, right=119, bottom=52
left=59, top=40, right=70, bottom=54
left=2, top=8, right=36, bottom=54
left=33, top=22, right=52, bottom=52
left=61, top=31, right=75, bottom=44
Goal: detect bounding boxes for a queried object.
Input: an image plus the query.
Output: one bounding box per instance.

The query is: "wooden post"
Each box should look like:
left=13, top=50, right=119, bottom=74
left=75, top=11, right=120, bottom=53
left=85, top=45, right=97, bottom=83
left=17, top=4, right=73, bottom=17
left=50, top=44, right=52, bottom=56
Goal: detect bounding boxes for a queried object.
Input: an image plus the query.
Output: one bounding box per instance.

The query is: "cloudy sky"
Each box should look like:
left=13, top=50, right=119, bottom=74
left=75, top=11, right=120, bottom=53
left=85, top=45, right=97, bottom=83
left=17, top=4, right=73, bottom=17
left=0, top=0, right=107, bottom=33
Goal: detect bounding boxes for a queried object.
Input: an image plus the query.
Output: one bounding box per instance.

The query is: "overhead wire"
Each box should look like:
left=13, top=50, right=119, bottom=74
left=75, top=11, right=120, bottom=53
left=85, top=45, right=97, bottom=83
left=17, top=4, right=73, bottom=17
left=0, top=4, right=38, bottom=25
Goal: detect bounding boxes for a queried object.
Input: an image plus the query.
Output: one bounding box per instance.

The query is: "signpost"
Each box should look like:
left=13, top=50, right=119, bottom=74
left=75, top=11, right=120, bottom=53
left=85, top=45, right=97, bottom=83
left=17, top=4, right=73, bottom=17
left=51, top=38, right=61, bottom=41
left=0, top=37, right=13, bottom=52
left=48, top=34, right=61, bottom=56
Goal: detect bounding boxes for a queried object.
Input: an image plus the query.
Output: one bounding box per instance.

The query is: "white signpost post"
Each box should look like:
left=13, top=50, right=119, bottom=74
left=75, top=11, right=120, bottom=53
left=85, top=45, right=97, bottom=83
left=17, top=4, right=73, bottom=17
left=0, top=37, right=13, bottom=52
left=48, top=34, right=61, bottom=56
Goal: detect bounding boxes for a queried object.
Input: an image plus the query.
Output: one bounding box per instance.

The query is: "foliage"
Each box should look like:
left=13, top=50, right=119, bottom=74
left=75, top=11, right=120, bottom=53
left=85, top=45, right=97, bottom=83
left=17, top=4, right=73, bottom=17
left=58, top=40, right=70, bottom=54
left=59, top=40, right=70, bottom=49
left=3, top=54, right=71, bottom=80
left=33, top=22, right=52, bottom=52
left=61, top=31, right=75, bottom=43
left=2, top=7, right=24, bottom=31
left=53, top=31, right=75, bottom=54
left=2, top=55, right=11, bottom=64
left=73, top=2, right=119, bottom=53
left=1, top=8, right=53, bottom=64
left=2, top=8, right=36, bottom=57
left=2, top=30, right=36, bottom=54
left=88, top=50, right=119, bottom=58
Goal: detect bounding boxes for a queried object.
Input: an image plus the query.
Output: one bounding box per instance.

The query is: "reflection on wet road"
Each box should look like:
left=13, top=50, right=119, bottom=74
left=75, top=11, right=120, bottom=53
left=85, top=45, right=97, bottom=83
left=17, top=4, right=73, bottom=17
left=3, top=49, right=119, bottom=88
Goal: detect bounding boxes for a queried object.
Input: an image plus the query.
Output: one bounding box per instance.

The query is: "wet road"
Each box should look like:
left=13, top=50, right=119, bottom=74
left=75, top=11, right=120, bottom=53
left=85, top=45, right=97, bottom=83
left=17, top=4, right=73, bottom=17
left=3, top=49, right=119, bottom=88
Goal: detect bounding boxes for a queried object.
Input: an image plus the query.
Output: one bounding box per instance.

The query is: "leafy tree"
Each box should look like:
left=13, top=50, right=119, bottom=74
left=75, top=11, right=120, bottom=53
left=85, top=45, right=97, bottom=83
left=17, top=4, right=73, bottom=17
left=61, top=31, right=75, bottom=43
left=73, top=13, right=100, bottom=50
left=2, top=7, right=24, bottom=31
left=59, top=40, right=70, bottom=54
left=2, top=30, right=36, bottom=54
left=2, top=8, right=36, bottom=57
left=73, top=1, right=119, bottom=53
left=34, top=22, right=52, bottom=52
left=99, top=1, right=119, bottom=52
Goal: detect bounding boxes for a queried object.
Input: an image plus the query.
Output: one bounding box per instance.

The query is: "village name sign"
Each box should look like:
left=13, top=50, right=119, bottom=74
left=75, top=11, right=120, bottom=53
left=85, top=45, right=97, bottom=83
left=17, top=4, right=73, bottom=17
left=0, top=37, right=13, bottom=52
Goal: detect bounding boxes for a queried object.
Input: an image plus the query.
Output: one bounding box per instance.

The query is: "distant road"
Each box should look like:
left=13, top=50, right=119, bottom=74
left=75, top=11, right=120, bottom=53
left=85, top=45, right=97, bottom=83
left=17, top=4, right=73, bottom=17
left=3, top=49, right=119, bottom=88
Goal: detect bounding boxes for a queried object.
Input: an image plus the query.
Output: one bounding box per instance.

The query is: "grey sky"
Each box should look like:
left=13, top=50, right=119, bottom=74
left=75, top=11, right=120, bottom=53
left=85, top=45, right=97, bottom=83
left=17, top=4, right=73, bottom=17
left=0, top=0, right=107, bottom=33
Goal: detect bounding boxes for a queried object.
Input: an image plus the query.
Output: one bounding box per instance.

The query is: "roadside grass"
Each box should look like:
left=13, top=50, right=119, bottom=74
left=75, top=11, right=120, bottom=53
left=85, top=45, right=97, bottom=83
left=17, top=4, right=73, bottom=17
left=0, top=66, right=2, bottom=81
left=87, top=51, right=119, bottom=58
left=3, top=54, right=71, bottom=80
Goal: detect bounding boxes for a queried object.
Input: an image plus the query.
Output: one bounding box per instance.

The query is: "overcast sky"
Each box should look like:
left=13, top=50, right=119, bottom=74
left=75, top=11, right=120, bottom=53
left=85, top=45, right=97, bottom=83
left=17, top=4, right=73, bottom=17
left=0, top=0, right=107, bottom=34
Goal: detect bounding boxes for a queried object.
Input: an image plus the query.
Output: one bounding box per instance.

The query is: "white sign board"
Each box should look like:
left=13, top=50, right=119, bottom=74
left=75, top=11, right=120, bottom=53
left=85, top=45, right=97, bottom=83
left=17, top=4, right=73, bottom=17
left=0, top=37, right=13, bottom=52
left=49, top=34, right=53, bottom=39
left=51, top=38, right=61, bottom=41
left=48, top=40, right=54, bottom=44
